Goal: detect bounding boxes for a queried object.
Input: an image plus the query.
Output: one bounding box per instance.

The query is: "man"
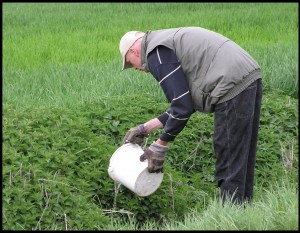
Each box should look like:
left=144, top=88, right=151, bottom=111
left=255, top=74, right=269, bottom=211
left=119, top=27, right=263, bottom=204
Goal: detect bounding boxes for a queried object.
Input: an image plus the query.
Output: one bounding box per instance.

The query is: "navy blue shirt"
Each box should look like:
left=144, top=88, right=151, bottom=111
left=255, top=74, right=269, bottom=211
left=147, top=46, right=195, bottom=142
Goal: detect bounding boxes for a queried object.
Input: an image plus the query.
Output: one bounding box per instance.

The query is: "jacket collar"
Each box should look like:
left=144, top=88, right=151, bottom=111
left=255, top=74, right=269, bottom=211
left=141, top=32, right=149, bottom=71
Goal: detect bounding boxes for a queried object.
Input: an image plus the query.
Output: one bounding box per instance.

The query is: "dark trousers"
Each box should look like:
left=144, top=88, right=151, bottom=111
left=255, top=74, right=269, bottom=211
left=213, top=79, right=263, bottom=204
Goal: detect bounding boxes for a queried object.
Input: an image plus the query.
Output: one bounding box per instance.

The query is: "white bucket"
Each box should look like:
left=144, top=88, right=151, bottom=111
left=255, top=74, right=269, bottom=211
left=108, top=143, right=164, bottom=197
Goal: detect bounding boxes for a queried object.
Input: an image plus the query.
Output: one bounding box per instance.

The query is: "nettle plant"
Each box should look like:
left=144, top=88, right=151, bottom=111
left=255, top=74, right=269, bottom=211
left=2, top=93, right=298, bottom=230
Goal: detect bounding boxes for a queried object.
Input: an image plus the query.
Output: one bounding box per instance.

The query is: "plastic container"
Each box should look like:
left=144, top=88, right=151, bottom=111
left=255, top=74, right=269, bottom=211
left=108, top=143, right=163, bottom=196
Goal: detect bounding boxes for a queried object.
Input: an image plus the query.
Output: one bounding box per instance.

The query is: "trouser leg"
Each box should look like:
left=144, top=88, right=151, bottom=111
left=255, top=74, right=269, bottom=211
left=213, top=79, right=262, bottom=204
left=244, top=79, right=263, bottom=202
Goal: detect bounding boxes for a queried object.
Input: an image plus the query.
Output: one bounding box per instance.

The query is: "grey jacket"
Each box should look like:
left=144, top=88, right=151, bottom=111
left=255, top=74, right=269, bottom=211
left=141, top=27, right=261, bottom=113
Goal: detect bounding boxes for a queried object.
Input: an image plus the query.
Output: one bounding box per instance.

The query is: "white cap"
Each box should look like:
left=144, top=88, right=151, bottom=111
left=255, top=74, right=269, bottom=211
left=119, top=31, right=144, bottom=70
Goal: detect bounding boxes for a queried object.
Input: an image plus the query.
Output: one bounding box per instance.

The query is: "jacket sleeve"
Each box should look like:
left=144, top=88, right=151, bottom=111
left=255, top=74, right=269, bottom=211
left=147, top=46, right=195, bottom=142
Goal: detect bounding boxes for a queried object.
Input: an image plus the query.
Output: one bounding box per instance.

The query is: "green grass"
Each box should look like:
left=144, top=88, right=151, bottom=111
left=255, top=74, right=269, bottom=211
left=105, top=178, right=298, bottom=230
left=3, top=2, right=299, bottom=110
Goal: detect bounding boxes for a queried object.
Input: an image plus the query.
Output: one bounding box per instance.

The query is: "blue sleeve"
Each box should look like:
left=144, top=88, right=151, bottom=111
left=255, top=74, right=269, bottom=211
left=147, top=46, right=195, bottom=142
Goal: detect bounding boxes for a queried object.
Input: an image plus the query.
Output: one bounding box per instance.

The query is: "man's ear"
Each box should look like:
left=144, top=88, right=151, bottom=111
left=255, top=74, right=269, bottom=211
left=130, top=47, right=140, bottom=57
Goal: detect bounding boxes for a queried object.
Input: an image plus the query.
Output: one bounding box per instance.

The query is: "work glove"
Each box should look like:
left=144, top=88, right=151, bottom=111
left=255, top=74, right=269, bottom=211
left=122, top=124, right=149, bottom=146
left=140, top=142, right=168, bottom=173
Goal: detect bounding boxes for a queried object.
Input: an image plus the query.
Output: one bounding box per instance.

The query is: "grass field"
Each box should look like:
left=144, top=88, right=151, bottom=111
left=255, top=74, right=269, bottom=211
left=3, top=2, right=298, bottom=109
left=3, top=2, right=299, bottom=230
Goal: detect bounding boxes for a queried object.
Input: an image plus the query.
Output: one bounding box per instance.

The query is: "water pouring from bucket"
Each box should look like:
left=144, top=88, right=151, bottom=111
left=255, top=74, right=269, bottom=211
left=108, top=143, right=164, bottom=197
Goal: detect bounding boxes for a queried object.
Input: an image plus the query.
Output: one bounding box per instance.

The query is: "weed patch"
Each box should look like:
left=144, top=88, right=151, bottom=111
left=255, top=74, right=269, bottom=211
left=3, top=93, right=298, bottom=229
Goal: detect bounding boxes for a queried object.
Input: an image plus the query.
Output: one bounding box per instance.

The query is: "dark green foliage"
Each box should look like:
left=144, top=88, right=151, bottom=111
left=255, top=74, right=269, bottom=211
left=255, top=93, right=298, bottom=186
left=2, top=93, right=298, bottom=230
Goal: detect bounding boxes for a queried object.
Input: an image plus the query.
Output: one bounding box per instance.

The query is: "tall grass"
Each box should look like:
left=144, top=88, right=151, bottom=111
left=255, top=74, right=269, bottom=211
left=3, top=3, right=298, bottom=110
left=105, top=178, right=298, bottom=230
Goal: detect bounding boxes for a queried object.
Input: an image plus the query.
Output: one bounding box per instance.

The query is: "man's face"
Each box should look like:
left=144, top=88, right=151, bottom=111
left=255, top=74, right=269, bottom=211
left=125, top=48, right=147, bottom=72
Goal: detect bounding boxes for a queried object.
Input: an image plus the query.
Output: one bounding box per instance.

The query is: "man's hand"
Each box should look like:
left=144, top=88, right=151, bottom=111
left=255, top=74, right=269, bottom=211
left=140, top=142, right=168, bottom=173
left=122, top=124, right=149, bottom=146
